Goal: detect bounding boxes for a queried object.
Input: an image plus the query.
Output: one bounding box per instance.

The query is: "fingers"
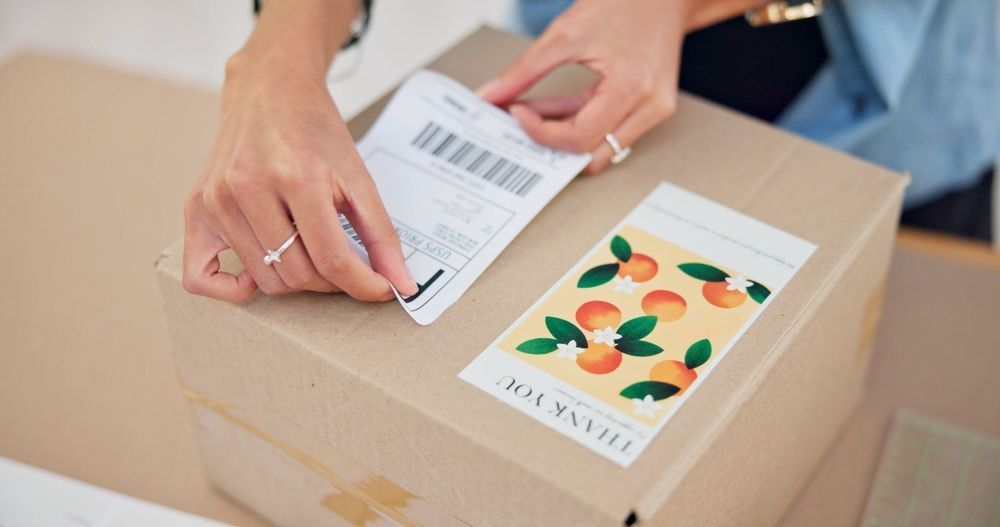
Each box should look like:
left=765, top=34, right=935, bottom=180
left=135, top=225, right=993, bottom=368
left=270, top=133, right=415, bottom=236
left=509, top=78, right=640, bottom=153
left=284, top=180, right=400, bottom=302
left=512, top=86, right=596, bottom=119
left=338, top=175, right=418, bottom=297
left=584, top=96, right=676, bottom=173
left=476, top=31, right=576, bottom=105
left=232, top=189, right=340, bottom=293
left=201, top=183, right=292, bottom=296
left=182, top=197, right=257, bottom=302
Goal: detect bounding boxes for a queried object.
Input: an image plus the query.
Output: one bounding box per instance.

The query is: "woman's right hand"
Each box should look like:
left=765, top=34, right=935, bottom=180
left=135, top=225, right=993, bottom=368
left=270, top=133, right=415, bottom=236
left=182, top=47, right=418, bottom=303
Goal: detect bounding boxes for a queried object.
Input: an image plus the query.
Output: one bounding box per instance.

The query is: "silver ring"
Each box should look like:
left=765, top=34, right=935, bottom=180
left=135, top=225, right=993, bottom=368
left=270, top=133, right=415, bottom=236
left=605, top=133, right=632, bottom=165
left=263, top=230, right=299, bottom=265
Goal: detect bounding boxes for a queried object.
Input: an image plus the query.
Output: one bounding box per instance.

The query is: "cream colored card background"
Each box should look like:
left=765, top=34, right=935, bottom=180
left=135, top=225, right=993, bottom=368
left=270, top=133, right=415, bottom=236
left=498, top=224, right=762, bottom=427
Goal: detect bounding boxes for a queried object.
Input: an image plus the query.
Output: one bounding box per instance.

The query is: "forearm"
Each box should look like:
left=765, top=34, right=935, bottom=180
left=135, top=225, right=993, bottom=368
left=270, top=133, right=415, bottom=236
left=230, top=0, right=362, bottom=81
left=680, top=0, right=773, bottom=32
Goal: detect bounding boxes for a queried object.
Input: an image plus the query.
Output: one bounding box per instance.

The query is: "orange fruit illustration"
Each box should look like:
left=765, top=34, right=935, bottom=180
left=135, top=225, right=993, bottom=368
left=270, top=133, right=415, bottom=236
left=575, top=300, right=622, bottom=331
left=702, top=280, right=746, bottom=308
left=650, top=360, right=698, bottom=394
left=616, top=253, right=658, bottom=282
left=641, top=290, right=687, bottom=322
left=576, top=343, right=623, bottom=374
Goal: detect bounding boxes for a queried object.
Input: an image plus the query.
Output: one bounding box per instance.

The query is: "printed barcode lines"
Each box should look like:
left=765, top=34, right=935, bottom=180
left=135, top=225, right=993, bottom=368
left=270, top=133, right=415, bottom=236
left=412, top=121, right=542, bottom=197
left=339, top=215, right=363, bottom=245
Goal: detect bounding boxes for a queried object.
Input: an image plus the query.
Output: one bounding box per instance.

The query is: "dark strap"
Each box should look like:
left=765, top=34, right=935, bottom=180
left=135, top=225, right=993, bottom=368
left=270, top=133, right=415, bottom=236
left=252, top=0, right=373, bottom=50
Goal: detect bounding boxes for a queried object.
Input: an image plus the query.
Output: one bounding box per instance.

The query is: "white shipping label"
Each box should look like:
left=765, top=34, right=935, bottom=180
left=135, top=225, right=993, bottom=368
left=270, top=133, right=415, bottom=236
left=352, top=70, right=591, bottom=325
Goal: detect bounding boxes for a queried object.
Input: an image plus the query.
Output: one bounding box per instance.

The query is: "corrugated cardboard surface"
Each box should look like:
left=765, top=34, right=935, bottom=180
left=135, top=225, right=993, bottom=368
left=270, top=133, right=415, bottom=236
left=648, top=191, right=902, bottom=526
left=0, top=46, right=993, bottom=527
left=16, top=30, right=996, bottom=527
left=781, top=236, right=1000, bottom=526
left=0, top=52, right=264, bottom=526
left=155, top=27, right=906, bottom=525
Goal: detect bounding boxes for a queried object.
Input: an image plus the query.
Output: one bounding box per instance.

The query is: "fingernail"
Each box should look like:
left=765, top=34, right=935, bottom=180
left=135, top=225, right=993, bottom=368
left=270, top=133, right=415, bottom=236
left=476, top=78, right=501, bottom=99
left=403, top=266, right=419, bottom=296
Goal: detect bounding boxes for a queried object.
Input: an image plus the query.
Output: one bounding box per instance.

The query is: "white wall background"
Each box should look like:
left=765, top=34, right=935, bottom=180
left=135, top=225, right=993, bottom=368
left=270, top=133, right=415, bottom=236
left=0, top=0, right=519, bottom=119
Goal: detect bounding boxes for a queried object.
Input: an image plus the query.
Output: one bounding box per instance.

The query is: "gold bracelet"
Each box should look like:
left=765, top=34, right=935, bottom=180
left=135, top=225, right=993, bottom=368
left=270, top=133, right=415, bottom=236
left=745, top=0, right=824, bottom=27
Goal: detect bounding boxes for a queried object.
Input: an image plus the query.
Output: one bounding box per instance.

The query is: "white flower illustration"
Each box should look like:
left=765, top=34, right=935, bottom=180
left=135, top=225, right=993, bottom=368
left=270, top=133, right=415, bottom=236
left=556, top=340, right=583, bottom=360
left=724, top=274, right=754, bottom=294
left=592, top=326, right=622, bottom=347
left=632, top=394, right=661, bottom=417
left=613, top=275, right=637, bottom=294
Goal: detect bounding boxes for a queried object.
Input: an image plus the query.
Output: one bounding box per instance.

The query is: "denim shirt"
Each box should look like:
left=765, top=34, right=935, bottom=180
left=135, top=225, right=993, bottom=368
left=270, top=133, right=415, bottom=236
left=519, top=0, right=1000, bottom=207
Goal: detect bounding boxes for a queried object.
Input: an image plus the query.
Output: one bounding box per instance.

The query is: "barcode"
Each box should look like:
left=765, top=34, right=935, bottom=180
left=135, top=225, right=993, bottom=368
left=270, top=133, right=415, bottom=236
left=411, top=121, right=542, bottom=197
left=340, top=215, right=363, bottom=245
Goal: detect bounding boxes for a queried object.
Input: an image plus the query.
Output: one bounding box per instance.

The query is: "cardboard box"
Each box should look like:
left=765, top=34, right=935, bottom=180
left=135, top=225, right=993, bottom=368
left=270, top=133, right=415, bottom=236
left=157, top=27, right=908, bottom=526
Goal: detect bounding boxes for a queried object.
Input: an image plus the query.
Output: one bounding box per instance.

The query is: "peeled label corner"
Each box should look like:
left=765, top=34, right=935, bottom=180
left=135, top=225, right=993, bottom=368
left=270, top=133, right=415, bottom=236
left=351, top=70, right=591, bottom=325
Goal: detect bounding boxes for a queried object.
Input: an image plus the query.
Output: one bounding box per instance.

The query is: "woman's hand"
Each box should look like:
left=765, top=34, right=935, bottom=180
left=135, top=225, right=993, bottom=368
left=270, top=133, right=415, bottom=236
left=478, top=0, right=695, bottom=173
left=182, top=0, right=417, bottom=303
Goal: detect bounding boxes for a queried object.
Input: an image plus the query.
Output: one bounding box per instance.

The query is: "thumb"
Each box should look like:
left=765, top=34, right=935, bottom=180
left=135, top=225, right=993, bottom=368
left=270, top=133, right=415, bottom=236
left=476, top=38, right=574, bottom=105
left=342, top=182, right=419, bottom=298
left=182, top=200, right=258, bottom=302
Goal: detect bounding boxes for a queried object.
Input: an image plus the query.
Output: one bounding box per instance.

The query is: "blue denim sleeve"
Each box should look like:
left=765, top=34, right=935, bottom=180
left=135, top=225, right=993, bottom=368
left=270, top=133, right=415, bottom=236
left=520, top=0, right=1000, bottom=207
left=778, top=0, right=1000, bottom=207
left=517, top=0, right=574, bottom=36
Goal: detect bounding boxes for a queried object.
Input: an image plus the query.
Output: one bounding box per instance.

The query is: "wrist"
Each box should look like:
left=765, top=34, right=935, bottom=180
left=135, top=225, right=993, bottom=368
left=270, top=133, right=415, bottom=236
left=668, top=0, right=700, bottom=32
left=676, top=0, right=774, bottom=32
left=224, top=44, right=328, bottom=88
left=228, top=0, right=362, bottom=84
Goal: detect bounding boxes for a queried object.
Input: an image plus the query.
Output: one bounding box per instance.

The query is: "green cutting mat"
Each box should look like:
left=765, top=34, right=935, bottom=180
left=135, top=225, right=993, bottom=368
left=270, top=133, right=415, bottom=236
left=861, top=409, right=1000, bottom=527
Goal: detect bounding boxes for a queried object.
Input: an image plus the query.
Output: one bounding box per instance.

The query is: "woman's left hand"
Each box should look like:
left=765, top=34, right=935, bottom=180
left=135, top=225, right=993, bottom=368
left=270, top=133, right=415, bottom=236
left=478, top=0, right=691, bottom=173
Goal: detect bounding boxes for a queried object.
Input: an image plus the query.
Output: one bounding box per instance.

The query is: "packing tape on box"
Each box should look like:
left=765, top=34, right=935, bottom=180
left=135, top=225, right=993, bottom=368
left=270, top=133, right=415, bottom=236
left=857, top=278, right=888, bottom=361
left=182, top=386, right=471, bottom=527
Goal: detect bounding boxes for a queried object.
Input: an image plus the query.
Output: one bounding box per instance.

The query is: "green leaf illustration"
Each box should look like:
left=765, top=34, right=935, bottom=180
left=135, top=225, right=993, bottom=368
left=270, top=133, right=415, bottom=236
left=516, top=338, right=559, bottom=355
left=610, top=235, right=632, bottom=262
left=545, top=317, right=587, bottom=347
left=748, top=282, right=771, bottom=304
left=617, top=315, right=658, bottom=341
left=684, top=339, right=712, bottom=369
left=617, top=340, right=664, bottom=357
left=678, top=263, right=729, bottom=282
left=620, top=381, right=680, bottom=401
left=577, top=263, right=620, bottom=288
